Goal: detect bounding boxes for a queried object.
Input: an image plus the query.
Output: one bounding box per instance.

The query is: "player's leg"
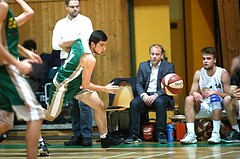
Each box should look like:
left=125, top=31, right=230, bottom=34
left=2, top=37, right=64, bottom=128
left=6, top=65, right=46, bottom=158
left=222, top=96, right=240, bottom=142
left=13, top=104, right=45, bottom=158
left=76, top=91, right=124, bottom=148
left=78, top=91, right=107, bottom=134
left=26, top=120, right=42, bottom=158
left=0, top=68, right=14, bottom=134
left=223, top=95, right=237, bottom=126
left=180, top=95, right=200, bottom=144
left=0, top=111, right=14, bottom=134
left=207, top=95, right=222, bottom=144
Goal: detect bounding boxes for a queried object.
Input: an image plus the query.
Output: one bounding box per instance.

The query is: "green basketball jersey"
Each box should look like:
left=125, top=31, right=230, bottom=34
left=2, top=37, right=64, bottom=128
left=48, top=38, right=86, bottom=106
left=5, top=8, right=19, bottom=58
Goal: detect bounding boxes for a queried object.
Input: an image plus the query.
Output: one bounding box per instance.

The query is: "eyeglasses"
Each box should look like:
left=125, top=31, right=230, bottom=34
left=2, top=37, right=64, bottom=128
left=68, top=5, right=79, bottom=9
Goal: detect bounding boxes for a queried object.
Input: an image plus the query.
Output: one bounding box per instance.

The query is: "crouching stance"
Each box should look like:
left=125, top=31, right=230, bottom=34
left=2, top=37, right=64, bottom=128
left=46, top=30, right=123, bottom=148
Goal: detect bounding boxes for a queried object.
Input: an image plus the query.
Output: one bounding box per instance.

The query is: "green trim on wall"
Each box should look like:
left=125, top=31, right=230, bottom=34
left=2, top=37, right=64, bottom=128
left=128, top=0, right=136, bottom=77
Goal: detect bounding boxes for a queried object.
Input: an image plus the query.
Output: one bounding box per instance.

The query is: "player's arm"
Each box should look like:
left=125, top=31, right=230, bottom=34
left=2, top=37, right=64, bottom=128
left=18, top=44, right=42, bottom=64
left=80, top=54, right=119, bottom=94
left=206, top=70, right=230, bottom=98
left=59, top=39, right=75, bottom=53
left=0, top=45, right=33, bottom=74
left=14, top=0, right=34, bottom=26
left=0, top=1, right=19, bottom=65
left=0, top=2, right=32, bottom=74
left=189, top=70, right=202, bottom=102
left=0, top=1, right=8, bottom=37
left=220, top=70, right=231, bottom=98
left=229, top=85, right=238, bottom=98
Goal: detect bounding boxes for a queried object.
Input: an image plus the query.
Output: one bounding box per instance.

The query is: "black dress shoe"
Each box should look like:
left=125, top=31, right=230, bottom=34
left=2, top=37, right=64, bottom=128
left=64, top=136, right=81, bottom=146
left=80, top=137, right=92, bottom=146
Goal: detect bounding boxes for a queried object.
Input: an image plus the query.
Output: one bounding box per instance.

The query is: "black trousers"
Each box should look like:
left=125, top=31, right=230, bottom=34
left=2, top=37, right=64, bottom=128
left=129, top=95, right=169, bottom=136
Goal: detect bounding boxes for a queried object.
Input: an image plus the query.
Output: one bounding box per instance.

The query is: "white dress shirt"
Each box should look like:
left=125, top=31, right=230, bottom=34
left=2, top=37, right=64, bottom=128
left=140, top=61, right=161, bottom=98
left=147, top=62, right=161, bottom=93
left=52, top=14, right=93, bottom=60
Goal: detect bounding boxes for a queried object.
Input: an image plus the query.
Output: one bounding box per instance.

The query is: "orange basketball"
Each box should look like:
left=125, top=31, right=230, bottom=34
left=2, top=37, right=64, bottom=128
left=161, top=73, right=183, bottom=96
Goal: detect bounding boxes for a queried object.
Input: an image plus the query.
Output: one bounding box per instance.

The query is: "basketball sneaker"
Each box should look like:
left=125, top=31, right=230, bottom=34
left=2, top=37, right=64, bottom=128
left=124, top=134, right=142, bottom=144
left=38, top=140, right=50, bottom=156
left=101, top=134, right=124, bottom=148
left=180, top=133, right=197, bottom=144
left=222, top=129, right=240, bottom=143
left=208, top=132, right=221, bottom=144
left=158, top=132, right=167, bottom=144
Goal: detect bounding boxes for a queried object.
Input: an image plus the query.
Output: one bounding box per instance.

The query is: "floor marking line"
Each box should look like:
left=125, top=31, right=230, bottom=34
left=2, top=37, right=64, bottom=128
left=137, top=151, right=174, bottom=159
left=99, top=152, right=136, bottom=159
left=198, top=151, right=235, bottom=159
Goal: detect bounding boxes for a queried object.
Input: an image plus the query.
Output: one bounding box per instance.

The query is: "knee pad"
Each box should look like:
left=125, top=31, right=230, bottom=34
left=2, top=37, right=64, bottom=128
left=210, top=94, right=221, bottom=103
left=210, top=94, right=222, bottom=110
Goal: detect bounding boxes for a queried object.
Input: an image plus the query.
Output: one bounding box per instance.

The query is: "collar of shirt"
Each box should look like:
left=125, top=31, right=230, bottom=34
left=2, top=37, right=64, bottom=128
left=66, top=14, right=80, bottom=22
left=150, top=61, right=161, bottom=69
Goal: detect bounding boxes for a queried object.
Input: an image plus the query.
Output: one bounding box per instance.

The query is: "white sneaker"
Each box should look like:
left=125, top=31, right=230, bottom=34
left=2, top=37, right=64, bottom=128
left=208, top=132, right=221, bottom=144
left=180, top=133, right=197, bottom=144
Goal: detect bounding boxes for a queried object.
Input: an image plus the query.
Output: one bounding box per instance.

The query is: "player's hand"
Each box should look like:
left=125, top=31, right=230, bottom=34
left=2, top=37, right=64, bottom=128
left=202, top=90, right=215, bottom=99
left=104, top=82, right=120, bottom=94
left=192, top=91, right=203, bottom=102
left=17, top=59, right=33, bottom=74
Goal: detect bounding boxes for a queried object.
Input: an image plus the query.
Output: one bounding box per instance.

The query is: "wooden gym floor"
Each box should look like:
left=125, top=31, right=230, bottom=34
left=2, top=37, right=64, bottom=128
left=1, top=138, right=240, bottom=159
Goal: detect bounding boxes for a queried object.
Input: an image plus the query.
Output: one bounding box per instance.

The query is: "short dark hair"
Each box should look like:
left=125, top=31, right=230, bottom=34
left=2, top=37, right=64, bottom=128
left=200, top=47, right=217, bottom=58
left=89, top=30, right=108, bottom=45
left=22, top=39, right=37, bottom=51
left=65, top=0, right=80, bottom=6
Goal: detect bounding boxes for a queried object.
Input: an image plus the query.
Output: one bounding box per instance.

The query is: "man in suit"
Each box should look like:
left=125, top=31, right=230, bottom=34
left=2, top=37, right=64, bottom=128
left=124, top=44, right=175, bottom=144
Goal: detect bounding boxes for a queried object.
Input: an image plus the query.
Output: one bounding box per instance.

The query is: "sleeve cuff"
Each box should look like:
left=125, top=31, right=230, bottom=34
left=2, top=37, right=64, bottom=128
left=140, top=93, right=147, bottom=98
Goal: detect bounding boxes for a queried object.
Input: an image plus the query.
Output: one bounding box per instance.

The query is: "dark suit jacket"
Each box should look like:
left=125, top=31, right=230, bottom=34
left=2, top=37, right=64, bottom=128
left=136, top=60, right=175, bottom=108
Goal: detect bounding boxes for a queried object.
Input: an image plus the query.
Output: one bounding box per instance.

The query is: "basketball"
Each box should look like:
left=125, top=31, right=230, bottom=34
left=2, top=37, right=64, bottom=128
left=161, top=73, right=184, bottom=96
left=195, top=119, right=213, bottom=141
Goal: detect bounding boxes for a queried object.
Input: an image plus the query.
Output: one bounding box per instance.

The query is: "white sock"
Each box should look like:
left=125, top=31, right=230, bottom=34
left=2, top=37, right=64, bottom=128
left=212, top=120, right=221, bottom=133
left=232, top=125, right=240, bottom=132
left=186, top=123, right=195, bottom=134
left=100, top=133, right=107, bottom=139
left=39, top=138, right=44, bottom=142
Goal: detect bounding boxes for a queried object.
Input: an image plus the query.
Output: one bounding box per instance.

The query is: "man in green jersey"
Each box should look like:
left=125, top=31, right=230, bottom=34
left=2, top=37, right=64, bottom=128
left=0, top=0, right=45, bottom=158
left=46, top=30, right=124, bottom=148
